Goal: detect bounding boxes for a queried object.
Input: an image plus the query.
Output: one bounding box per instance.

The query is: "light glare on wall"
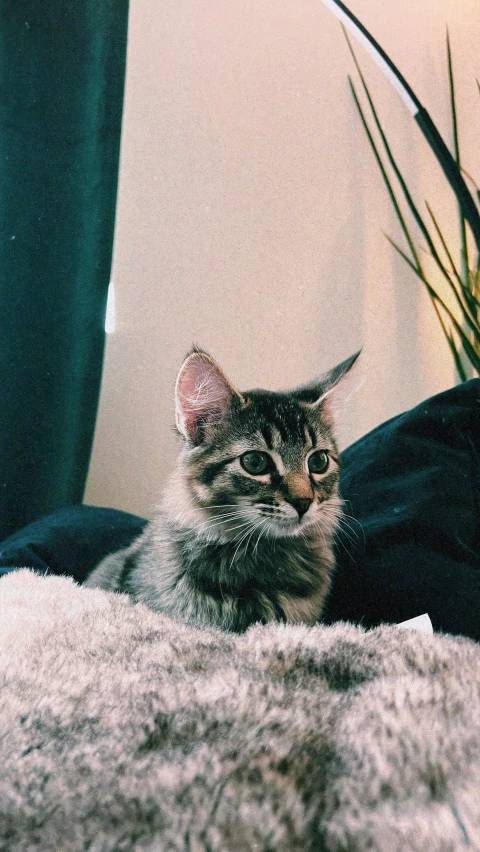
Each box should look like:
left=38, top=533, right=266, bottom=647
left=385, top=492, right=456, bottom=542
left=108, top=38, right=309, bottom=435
left=105, top=279, right=116, bottom=334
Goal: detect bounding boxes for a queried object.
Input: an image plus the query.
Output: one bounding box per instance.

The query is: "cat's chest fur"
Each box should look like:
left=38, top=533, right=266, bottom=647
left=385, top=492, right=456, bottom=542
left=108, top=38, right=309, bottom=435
left=87, top=515, right=334, bottom=633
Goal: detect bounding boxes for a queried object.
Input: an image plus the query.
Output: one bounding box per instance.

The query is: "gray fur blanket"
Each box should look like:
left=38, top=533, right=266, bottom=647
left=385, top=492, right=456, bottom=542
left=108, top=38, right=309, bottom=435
left=1, top=570, right=479, bottom=852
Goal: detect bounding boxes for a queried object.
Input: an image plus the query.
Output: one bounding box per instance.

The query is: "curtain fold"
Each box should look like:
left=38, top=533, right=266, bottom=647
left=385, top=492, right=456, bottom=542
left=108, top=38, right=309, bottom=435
left=0, top=0, right=129, bottom=540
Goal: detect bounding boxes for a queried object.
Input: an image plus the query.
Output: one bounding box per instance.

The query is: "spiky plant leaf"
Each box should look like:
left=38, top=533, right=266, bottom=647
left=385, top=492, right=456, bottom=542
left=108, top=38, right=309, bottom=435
left=347, top=30, right=480, bottom=378
left=426, top=203, right=480, bottom=329
left=346, top=32, right=466, bottom=301
left=447, top=29, right=470, bottom=285
left=348, top=78, right=422, bottom=270
left=446, top=331, right=469, bottom=381
left=387, top=237, right=480, bottom=372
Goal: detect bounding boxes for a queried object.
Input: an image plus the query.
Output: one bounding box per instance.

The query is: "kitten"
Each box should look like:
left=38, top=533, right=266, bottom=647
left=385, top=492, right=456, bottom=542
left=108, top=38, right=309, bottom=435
left=85, top=347, right=359, bottom=632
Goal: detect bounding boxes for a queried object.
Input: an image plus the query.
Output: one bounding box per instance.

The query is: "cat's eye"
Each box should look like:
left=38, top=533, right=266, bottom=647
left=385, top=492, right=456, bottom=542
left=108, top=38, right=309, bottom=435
left=308, top=451, right=329, bottom=474
left=240, top=451, right=271, bottom=476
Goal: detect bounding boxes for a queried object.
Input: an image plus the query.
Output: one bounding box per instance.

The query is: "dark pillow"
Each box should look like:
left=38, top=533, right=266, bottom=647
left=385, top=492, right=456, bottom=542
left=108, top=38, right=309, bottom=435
left=0, top=380, right=478, bottom=639
left=0, top=505, right=146, bottom=584
left=324, top=378, right=480, bottom=640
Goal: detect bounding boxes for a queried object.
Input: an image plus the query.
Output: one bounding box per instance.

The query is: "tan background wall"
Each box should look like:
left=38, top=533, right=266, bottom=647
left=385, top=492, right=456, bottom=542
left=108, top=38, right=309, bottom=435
left=84, top=0, right=480, bottom=519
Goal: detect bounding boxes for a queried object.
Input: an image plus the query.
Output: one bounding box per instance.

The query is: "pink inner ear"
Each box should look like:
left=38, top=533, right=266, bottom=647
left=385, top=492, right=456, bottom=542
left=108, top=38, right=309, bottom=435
left=316, top=390, right=336, bottom=427
left=176, top=355, right=233, bottom=440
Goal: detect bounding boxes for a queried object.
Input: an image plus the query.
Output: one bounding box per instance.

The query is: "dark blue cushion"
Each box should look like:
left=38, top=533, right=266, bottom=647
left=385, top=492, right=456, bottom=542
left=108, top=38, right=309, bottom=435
left=324, top=378, right=480, bottom=639
left=0, top=504, right=146, bottom=583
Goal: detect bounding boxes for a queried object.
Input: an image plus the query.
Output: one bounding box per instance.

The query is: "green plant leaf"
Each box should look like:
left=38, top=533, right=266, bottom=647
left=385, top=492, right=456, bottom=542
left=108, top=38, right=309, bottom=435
left=425, top=202, right=480, bottom=330
left=387, top=236, right=480, bottom=372
left=425, top=202, right=462, bottom=285
left=447, top=30, right=470, bottom=288
left=385, top=232, right=445, bottom=323
left=345, top=31, right=468, bottom=311
left=352, top=71, right=480, bottom=363
left=460, top=166, right=480, bottom=196
left=383, top=230, right=456, bottom=356
left=348, top=77, right=423, bottom=272
left=446, top=330, right=468, bottom=381
left=347, top=29, right=480, bottom=378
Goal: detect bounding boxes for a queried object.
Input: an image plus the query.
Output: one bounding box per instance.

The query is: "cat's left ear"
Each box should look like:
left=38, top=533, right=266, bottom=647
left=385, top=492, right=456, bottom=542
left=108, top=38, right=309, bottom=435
left=293, top=350, right=361, bottom=419
left=175, top=348, right=244, bottom=444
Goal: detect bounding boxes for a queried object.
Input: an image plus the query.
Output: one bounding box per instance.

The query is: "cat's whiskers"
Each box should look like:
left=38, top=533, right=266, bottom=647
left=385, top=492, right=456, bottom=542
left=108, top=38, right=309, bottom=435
left=321, top=506, right=360, bottom=546
left=327, top=507, right=360, bottom=534
left=193, top=506, right=248, bottom=523
left=313, top=506, right=358, bottom=560
left=171, top=495, right=243, bottom=522
left=181, top=501, right=256, bottom=535
left=309, top=516, right=329, bottom=549
left=196, top=511, right=248, bottom=527
left=253, top=517, right=271, bottom=557
left=333, top=518, right=362, bottom=560
left=197, top=519, right=255, bottom=544
left=336, top=522, right=359, bottom=548
left=195, top=513, right=252, bottom=537
left=299, top=527, right=308, bottom=547
left=338, top=512, right=365, bottom=547
left=229, top=517, right=260, bottom=547
left=229, top=516, right=266, bottom=572
left=241, top=521, right=262, bottom=562
left=194, top=500, right=271, bottom=537
left=334, top=536, right=355, bottom=562
left=200, top=503, right=246, bottom=510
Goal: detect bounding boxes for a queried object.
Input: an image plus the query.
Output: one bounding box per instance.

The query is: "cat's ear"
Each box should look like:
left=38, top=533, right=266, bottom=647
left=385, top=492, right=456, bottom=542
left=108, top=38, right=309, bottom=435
left=175, top=348, right=243, bottom=444
left=293, top=350, right=361, bottom=420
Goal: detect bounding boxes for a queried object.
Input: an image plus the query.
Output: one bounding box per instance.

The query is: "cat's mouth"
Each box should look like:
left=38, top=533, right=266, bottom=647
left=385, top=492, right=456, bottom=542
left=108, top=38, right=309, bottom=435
left=267, top=517, right=315, bottom=537
left=255, top=509, right=318, bottom=538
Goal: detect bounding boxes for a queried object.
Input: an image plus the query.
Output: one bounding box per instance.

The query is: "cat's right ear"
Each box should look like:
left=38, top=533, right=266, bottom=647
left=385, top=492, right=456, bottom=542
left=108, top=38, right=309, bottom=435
left=175, top=348, right=243, bottom=444
left=293, top=350, right=361, bottom=424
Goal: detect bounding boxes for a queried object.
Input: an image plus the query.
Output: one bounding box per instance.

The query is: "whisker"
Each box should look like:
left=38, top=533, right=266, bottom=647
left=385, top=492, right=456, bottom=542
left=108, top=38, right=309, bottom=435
left=334, top=516, right=365, bottom=551
left=243, top=522, right=261, bottom=556
left=229, top=528, right=253, bottom=571
left=338, top=509, right=365, bottom=538
left=230, top=519, right=260, bottom=546
left=253, top=517, right=271, bottom=556
left=196, top=512, right=248, bottom=527
left=309, top=518, right=329, bottom=548
left=194, top=512, right=249, bottom=531
left=229, top=517, right=265, bottom=570
left=201, top=519, right=254, bottom=537
left=336, top=531, right=357, bottom=552
left=200, top=503, right=247, bottom=510
left=333, top=528, right=357, bottom=561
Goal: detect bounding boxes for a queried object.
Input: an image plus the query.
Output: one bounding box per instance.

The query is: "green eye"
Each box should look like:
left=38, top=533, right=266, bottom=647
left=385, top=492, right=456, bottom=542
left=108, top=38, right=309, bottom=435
left=308, top=451, right=329, bottom=474
left=240, top=451, right=271, bottom=476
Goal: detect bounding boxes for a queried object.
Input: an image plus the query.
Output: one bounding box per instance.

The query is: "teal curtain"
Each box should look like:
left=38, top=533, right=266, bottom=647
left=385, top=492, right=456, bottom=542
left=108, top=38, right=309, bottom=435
left=0, top=1, right=129, bottom=540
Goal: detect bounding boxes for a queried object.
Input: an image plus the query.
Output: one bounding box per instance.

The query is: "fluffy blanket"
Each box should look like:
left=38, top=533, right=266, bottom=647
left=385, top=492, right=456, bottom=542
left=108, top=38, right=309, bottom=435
left=0, top=571, right=479, bottom=852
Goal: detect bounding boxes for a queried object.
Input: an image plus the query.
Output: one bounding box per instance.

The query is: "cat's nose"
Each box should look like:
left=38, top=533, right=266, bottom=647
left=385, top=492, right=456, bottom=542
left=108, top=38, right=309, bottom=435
left=286, top=496, right=312, bottom=519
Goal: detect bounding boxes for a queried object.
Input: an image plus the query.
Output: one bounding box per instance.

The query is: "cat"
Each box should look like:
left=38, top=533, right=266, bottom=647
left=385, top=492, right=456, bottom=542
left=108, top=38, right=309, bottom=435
left=85, top=347, right=359, bottom=632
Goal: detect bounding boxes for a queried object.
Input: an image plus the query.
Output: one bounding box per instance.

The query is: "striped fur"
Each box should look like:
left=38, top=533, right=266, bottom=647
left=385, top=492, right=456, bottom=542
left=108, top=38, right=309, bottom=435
left=85, top=348, right=359, bottom=632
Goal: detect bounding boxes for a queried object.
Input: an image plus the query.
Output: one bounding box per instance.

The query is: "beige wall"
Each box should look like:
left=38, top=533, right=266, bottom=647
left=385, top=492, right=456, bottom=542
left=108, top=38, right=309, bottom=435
left=84, top=0, right=479, bottom=519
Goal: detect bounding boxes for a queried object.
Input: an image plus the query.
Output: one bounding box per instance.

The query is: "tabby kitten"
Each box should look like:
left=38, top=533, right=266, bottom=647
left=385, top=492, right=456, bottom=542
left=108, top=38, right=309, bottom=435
left=85, top=347, right=359, bottom=632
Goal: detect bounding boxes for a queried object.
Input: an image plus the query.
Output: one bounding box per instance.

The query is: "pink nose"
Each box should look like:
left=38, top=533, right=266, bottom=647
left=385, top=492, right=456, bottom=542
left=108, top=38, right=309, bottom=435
left=285, top=497, right=312, bottom=519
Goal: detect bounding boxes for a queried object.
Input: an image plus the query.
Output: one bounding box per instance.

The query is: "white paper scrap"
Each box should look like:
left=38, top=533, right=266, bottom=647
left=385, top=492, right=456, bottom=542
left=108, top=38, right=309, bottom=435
left=397, top=613, right=433, bottom=634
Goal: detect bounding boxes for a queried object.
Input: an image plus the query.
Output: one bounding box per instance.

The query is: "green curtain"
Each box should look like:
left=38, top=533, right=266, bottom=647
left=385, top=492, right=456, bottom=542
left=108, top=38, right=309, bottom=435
left=0, top=1, right=129, bottom=541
